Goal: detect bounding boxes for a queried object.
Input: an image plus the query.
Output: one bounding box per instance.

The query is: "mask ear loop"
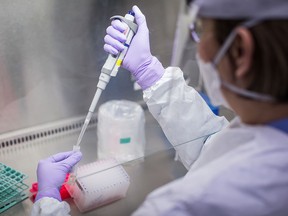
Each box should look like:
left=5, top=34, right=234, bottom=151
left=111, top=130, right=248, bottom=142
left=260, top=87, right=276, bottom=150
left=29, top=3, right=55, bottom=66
left=211, top=19, right=275, bottom=102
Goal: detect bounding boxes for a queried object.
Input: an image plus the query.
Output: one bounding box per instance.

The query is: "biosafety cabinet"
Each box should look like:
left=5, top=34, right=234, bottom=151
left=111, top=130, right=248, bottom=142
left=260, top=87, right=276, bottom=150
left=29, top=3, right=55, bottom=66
left=0, top=0, right=198, bottom=215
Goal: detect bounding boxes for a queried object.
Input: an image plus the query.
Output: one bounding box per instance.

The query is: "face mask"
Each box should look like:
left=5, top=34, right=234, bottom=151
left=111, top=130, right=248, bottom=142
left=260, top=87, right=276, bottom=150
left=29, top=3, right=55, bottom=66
left=196, top=20, right=275, bottom=108
left=196, top=54, right=230, bottom=108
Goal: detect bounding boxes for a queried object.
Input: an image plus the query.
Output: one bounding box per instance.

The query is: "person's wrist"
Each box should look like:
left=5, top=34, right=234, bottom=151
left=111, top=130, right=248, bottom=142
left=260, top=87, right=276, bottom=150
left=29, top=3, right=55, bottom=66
left=136, top=56, right=165, bottom=90
left=35, top=187, right=62, bottom=202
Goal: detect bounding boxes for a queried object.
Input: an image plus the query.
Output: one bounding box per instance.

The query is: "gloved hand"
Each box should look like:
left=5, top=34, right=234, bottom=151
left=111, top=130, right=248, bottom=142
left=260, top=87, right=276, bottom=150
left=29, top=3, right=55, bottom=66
left=35, top=151, right=82, bottom=202
left=104, top=5, right=165, bottom=90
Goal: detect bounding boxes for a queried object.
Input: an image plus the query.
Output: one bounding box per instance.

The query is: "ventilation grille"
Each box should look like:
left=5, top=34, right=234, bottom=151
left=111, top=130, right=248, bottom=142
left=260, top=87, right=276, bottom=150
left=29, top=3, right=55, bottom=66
left=0, top=115, right=97, bottom=149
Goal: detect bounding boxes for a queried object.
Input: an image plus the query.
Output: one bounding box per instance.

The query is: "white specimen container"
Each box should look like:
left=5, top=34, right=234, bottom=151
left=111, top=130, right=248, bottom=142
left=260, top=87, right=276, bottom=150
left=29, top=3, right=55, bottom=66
left=97, top=100, right=146, bottom=162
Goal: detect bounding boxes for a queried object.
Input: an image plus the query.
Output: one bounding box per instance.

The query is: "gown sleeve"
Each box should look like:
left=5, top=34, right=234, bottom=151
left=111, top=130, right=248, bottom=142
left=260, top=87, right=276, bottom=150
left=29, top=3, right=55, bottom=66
left=31, top=197, right=71, bottom=216
left=143, top=67, right=228, bottom=168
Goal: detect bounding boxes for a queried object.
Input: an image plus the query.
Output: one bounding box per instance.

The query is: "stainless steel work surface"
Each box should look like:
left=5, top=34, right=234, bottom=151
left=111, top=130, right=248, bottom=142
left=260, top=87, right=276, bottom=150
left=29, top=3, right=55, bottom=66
left=0, top=111, right=188, bottom=216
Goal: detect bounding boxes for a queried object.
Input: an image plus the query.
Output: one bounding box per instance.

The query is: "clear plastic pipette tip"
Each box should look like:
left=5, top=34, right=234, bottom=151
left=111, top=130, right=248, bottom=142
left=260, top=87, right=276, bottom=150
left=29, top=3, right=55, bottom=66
left=76, top=112, right=93, bottom=146
left=70, top=145, right=81, bottom=183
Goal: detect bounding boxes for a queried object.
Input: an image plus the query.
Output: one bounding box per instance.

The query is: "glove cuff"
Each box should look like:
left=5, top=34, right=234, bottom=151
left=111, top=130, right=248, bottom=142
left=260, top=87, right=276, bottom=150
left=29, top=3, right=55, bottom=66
left=35, top=187, right=62, bottom=202
left=136, top=56, right=165, bottom=90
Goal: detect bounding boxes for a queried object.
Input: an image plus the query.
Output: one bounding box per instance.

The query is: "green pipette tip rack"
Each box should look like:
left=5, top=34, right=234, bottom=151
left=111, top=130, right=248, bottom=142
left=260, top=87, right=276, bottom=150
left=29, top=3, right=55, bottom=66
left=0, top=162, right=29, bottom=214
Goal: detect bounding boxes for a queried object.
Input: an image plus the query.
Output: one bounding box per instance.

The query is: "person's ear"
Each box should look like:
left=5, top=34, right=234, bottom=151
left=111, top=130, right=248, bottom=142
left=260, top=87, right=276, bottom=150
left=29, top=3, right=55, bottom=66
left=231, top=27, right=254, bottom=78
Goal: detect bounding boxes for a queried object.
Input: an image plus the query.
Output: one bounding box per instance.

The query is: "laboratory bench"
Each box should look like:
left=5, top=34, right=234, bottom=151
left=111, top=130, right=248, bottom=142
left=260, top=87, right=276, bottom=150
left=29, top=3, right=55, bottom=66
left=0, top=111, right=187, bottom=216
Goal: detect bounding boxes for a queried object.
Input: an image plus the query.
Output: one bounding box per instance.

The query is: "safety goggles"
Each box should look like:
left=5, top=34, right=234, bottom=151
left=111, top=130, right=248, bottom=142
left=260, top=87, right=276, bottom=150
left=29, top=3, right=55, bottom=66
left=189, top=19, right=202, bottom=43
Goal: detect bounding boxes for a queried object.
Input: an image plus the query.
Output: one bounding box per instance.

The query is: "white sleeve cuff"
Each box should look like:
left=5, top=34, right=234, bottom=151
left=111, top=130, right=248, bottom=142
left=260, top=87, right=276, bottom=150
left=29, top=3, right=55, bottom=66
left=31, top=197, right=71, bottom=216
left=143, top=67, right=183, bottom=101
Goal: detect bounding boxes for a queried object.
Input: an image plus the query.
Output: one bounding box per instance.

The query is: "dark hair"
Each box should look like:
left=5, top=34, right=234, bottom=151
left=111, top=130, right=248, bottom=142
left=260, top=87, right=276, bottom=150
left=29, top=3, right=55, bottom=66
left=214, top=19, right=288, bottom=102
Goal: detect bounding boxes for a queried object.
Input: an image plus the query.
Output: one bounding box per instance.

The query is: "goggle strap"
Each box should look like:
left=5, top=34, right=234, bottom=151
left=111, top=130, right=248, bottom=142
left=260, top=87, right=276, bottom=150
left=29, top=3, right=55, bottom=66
left=213, top=30, right=237, bottom=65
left=213, top=18, right=262, bottom=65
left=188, top=4, right=200, bottom=24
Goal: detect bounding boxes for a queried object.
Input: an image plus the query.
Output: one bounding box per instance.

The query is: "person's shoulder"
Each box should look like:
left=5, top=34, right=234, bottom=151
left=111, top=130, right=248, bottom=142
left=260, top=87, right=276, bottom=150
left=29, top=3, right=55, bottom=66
left=182, top=140, right=288, bottom=214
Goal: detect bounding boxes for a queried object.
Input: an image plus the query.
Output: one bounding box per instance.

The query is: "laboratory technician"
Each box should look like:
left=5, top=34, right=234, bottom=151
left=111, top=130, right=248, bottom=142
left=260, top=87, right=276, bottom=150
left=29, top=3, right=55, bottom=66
left=32, top=0, right=288, bottom=215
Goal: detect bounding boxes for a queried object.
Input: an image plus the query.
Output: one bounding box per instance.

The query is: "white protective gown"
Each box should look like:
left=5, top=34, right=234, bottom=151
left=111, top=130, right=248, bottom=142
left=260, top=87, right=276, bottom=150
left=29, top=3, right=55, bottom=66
left=31, top=67, right=288, bottom=216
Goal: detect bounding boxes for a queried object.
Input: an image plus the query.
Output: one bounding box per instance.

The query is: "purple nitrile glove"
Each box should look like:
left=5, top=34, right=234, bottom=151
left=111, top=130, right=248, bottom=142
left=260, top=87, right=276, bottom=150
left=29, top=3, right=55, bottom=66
left=104, top=5, right=165, bottom=90
left=35, top=151, right=82, bottom=202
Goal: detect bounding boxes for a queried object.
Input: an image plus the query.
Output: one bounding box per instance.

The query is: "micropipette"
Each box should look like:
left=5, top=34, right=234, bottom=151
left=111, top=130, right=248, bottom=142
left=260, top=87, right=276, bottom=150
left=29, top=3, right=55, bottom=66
left=71, top=10, right=138, bottom=176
